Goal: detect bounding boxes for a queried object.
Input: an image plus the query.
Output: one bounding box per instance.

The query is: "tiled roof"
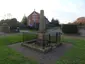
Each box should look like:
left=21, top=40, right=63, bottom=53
left=28, top=11, right=39, bottom=18
left=74, top=17, right=85, bottom=24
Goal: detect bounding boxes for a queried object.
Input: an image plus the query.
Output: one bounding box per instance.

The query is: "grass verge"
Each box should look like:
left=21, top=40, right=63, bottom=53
left=0, top=33, right=38, bottom=64
left=56, top=35, right=85, bottom=64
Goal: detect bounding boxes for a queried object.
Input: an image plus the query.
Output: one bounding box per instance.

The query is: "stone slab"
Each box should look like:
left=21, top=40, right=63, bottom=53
left=8, top=43, right=72, bottom=64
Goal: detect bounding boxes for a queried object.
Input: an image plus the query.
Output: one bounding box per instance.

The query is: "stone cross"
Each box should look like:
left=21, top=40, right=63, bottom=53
left=39, top=10, right=46, bottom=32
left=38, top=10, right=46, bottom=47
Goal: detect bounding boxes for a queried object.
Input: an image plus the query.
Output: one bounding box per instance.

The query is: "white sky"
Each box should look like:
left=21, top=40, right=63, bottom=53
left=0, top=0, right=85, bottom=24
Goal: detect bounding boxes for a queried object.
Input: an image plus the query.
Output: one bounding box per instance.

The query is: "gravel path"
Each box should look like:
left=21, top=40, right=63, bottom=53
left=8, top=43, right=72, bottom=64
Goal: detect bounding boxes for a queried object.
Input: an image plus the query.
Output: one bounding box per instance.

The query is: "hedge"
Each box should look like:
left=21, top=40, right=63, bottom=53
left=62, top=24, right=78, bottom=34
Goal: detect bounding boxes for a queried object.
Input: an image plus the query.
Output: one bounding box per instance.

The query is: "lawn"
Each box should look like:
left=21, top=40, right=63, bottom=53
left=56, top=35, right=85, bottom=64
left=0, top=33, right=37, bottom=45
left=0, top=33, right=38, bottom=64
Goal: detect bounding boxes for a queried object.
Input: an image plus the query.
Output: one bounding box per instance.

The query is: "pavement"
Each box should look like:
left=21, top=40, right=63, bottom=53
left=8, top=43, right=72, bottom=64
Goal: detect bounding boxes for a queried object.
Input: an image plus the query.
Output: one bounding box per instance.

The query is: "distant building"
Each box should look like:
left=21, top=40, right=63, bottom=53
left=27, top=10, right=49, bottom=28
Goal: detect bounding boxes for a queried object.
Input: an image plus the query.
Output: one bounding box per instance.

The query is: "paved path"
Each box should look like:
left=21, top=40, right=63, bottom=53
left=8, top=43, right=72, bottom=64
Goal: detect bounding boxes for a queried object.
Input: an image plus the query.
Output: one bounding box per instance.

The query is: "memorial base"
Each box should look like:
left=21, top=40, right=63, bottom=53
left=21, top=39, right=62, bottom=53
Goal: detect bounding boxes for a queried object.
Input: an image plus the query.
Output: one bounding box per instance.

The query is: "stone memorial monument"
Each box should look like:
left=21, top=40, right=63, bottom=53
left=22, top=10, right=62, bottom=53
left=37, top=10, right=46, bottom=47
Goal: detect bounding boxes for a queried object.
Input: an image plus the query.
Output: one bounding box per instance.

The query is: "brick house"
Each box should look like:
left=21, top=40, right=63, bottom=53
left=27, top=10, right=49, bottom=28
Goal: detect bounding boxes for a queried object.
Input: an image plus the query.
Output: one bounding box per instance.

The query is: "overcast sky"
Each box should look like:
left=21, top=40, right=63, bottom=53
left=0, top=0, right=85, bottom=24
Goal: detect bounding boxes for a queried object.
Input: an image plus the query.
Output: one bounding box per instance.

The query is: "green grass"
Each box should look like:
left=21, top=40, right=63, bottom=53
left=0, top=33, right=85, bottom=64
left=23, top=33, right=37, bottom=41
left=0, top=33, right=37, bottom=45
left=56, top=35, right=85, bottom=64
left=0, top=34, right=22, bottom=45
left=0, top=33, right=38, bottom=64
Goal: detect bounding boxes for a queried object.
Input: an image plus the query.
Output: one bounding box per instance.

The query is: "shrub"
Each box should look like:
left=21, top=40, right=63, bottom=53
left=62, top=24, right=78, bottom=34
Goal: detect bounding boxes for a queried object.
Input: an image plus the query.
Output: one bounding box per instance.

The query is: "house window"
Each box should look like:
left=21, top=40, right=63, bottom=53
left=29, top=19, right=30, bottom=24
left=32, top=15, right=36, bottom=22
left=32, top=16, right=38, bottom=22
left=32, top=12, right=38, bottom=22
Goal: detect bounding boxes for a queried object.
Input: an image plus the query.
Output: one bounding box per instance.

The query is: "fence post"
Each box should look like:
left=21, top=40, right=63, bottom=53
left=56, top=32, right=58, bottom=43
left=42, top=34, right=45, bottom=49
left=49, top=34, right=51, bottom=44
left=23, top=32, right=24, bottom=43
left=59, top=32, right=61, bottom=43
